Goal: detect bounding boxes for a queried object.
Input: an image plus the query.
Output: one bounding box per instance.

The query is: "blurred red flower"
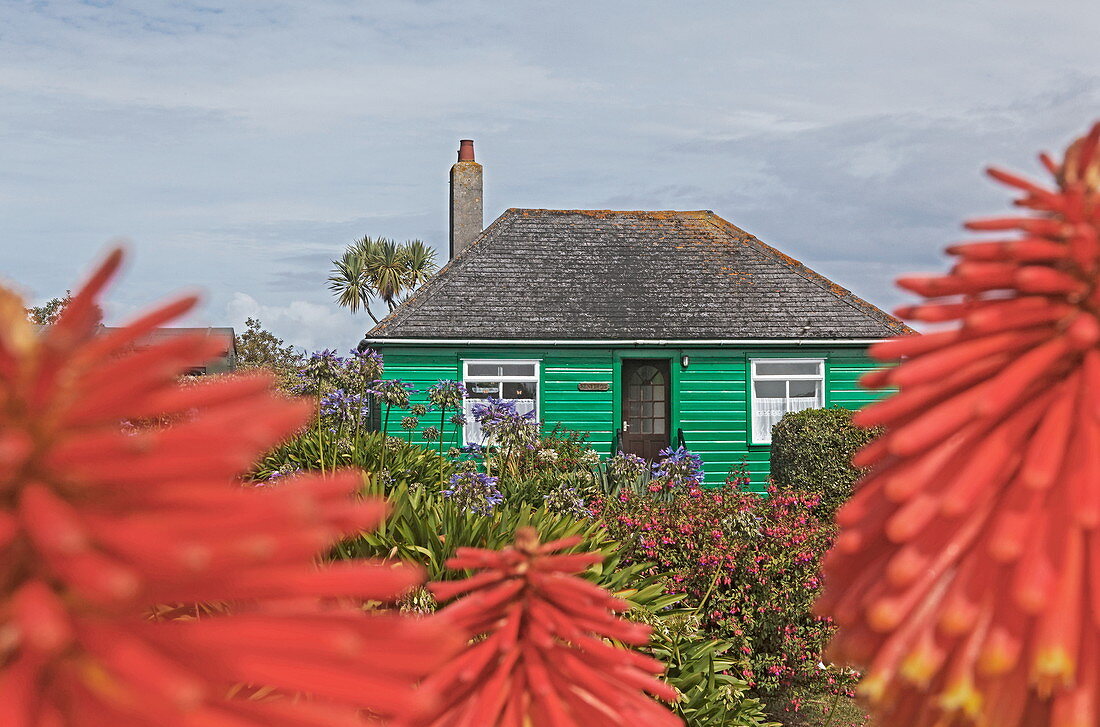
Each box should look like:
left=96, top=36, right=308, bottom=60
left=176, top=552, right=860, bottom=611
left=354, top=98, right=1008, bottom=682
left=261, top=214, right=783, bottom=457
left=818, top=123, right=1100, bottom=726
left=411, top=526, right=681, bottom=727
left=0, top=251, right=457, bottom=726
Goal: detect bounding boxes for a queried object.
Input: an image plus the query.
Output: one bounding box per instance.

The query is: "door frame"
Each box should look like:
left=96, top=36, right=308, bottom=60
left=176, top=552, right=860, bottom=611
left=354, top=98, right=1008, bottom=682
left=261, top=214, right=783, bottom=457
left=612, top=350, right=682, bottom=455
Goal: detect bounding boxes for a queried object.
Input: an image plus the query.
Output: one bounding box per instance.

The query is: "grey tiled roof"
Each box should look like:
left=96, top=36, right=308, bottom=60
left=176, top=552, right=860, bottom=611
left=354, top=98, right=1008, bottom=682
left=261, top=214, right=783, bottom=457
left=369, top=209, right=910, bottom=340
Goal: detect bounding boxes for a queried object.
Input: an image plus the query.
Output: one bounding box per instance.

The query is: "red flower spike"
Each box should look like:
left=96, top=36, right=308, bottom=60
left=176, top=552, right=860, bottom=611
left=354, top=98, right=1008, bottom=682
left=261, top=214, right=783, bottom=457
left=0, top=250, right=459, bottom=726
left=819, top=121, right=1100, bottom=727
left=411, top=527, right=682, bottom=727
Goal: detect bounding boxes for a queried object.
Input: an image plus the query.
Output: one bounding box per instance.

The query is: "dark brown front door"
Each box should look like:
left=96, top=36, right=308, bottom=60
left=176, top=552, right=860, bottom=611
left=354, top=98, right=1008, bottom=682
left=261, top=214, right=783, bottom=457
left=621, top=359, right=670, bottom=462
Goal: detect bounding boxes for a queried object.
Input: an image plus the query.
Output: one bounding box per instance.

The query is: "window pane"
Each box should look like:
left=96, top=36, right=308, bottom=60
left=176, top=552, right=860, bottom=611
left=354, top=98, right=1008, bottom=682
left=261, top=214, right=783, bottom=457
left=465, top=382, right=500, bottom=398
left=499, top=363, right=535, bottom=377
left=467, top=363, right=500, bottom=377
left=653, top=418, right=665, bottom=434
left=504, top=382, right=536, bottom=399
left=464, top=400, right=487, bottom=444
left=754, top=380, right=786, bottom=398
left=755, top=361, right=820, bottom=376
left=640, top=419, right=652, bottom=433
left=789, top=379, right=821, bottom=399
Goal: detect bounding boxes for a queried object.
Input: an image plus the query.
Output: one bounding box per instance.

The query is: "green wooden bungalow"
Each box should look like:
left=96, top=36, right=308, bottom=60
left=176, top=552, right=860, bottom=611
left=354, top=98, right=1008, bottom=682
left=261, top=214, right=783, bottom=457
left=361, top=207, right=907, bottom=491
left=359, top=140, right=907, bottom=489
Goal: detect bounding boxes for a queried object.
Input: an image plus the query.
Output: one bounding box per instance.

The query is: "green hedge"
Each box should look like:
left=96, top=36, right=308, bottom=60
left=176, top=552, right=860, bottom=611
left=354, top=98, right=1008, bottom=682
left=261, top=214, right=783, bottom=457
left=769, top=407, right=880, bottom=518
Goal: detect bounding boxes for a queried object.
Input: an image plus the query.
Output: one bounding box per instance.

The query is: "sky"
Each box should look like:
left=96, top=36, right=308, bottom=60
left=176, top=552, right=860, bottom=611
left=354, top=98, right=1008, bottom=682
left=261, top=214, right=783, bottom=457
left=3, top=0, right=1100, bottom=351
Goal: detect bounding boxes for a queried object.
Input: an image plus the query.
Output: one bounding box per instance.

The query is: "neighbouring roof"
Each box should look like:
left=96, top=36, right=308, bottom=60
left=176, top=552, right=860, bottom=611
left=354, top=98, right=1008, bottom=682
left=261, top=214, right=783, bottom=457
left=106, top=326, right=238, bottom=373
left=36, top=325, right=238, bottom=372
left=368, top=209, right=910, bottom=341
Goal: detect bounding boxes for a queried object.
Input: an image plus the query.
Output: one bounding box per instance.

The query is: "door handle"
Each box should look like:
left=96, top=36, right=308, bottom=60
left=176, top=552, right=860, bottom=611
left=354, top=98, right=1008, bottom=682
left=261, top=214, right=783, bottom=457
left=622, top=421, right=630, bottom=431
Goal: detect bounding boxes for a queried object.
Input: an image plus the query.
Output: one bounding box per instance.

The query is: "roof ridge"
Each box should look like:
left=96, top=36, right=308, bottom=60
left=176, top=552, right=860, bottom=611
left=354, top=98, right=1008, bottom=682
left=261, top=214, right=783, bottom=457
left=698, top=212, right=913, bottom=335
left=507, top=208, right=714, bottom=216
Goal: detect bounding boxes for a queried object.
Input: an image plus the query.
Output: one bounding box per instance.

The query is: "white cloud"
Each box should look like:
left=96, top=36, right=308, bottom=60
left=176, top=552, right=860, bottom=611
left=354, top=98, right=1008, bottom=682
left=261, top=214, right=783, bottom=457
left=3, top=0, right=1100, bottom=329
left=224, top=292, right=367, bottom=353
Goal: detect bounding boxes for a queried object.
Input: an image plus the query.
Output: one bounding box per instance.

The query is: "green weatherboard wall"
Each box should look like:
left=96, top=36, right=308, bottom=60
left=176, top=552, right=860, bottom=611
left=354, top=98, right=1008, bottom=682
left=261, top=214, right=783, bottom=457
left=372, top=344, right=887, bottom=492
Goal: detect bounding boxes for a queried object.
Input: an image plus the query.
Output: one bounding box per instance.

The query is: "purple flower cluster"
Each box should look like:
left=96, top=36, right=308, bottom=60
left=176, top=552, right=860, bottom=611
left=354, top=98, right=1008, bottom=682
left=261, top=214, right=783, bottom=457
left=441, top=470, right=503, bottom=514
left=293, top=347, right=383, bottom=397
left=543, top=487, right=589, bottom=519
left=650, top=446, right=705, bottom=491
left=263, top=463, right=302, bottom=485
left=470, top=396, right=538, bottom=447
left=426, top=380, right=466, bottom=411
left=319, top=388, right=372, bottom=425
left=367, top=379, right=415, bottom=408
left=607, top=451, right=648, bottom=485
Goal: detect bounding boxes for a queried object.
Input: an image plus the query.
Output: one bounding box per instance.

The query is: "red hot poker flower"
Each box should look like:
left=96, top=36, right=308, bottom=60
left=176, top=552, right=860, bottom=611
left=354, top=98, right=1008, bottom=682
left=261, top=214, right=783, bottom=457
left=0, top=250, right=457, bottom=727
left=412, top=526, right=682, bottom=727
left=818, top=122, right=1100, bottom=727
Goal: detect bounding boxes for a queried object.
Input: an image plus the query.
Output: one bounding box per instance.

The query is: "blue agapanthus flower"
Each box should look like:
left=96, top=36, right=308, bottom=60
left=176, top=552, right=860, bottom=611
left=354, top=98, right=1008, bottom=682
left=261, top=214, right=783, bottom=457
left=442, top=470, right=503, bottom=514
left=651, top=446, right=705, bottom=489
left=319, top=388, right=372, bottom=425
left=427, top=380, right=466, bottom=411
left=366, top=378, right=415, bottom=408
left=469, top=397, right=538, bottom=447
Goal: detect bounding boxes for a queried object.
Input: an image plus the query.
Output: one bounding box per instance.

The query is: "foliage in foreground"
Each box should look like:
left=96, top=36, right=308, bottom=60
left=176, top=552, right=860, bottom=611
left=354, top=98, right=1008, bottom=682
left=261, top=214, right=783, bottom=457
left=252, top=427, right=455, bottom=489
left=817, top=121, right=1100, bottom=727
left=345, top=476, right=772, bottom=726
left=0, top=250, right=459, bottom=725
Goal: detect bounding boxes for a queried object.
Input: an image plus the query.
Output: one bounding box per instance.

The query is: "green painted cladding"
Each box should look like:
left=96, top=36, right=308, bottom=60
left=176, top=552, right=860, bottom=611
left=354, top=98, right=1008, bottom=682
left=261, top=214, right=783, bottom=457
left=372, top=344, right=888, bottom=492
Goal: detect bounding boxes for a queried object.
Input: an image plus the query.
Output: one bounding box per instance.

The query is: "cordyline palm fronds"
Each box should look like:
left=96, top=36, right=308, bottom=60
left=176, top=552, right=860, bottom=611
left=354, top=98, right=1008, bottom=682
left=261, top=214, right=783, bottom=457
left=818, top=121, right=1100, bottom=727
left=328, top=246, right=378, bottom=322
left=328, top=236, right=439, bottom=320
left=402, top=239, right=437, bottom=289
left=371, top=238, right=411, bottom=311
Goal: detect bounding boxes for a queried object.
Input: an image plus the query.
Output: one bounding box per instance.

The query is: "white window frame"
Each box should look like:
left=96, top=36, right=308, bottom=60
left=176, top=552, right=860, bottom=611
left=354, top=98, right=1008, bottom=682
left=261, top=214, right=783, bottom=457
left=461, top=359, right=541, bottom=445
left=749, top=358, right=825, bottom=445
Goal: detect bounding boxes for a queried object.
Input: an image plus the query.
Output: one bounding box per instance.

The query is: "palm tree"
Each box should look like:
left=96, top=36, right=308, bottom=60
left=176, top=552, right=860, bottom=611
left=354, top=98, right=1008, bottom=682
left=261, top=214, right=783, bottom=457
left=328, top=236, right=439, bottom=320
left=396, top=239, right=437, bottom=306
left=402, top=240, right=437, bottom=289
left=328, top=246, right=380, bottom=324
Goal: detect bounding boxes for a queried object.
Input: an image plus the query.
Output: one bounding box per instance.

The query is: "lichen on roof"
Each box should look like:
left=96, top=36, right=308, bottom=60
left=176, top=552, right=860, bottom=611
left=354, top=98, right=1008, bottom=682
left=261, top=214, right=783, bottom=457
left=369, top=209, right=910, bottom=341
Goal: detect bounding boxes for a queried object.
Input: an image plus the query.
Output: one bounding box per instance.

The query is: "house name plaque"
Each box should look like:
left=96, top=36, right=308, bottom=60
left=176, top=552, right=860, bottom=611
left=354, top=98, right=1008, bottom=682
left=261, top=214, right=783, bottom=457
left=577, top=382, right=611, bottom=392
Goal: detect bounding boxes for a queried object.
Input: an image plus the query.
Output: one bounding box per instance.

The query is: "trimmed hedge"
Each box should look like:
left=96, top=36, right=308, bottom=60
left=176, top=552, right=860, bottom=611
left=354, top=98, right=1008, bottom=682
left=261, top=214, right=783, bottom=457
left=769, top=407, right=880, bottom=518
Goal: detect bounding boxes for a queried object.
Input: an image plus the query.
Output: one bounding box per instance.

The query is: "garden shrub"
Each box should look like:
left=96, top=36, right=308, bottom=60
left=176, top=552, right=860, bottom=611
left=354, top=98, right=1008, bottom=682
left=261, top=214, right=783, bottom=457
left=252, top=428, right=454, bottom=490
left=347, top=477, right=773, bottom=726
left=644, top=609, right=778, bottom=727
left=769, top=407, right=880, bottom=518
left=594, top=484, right=858, bottom=718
